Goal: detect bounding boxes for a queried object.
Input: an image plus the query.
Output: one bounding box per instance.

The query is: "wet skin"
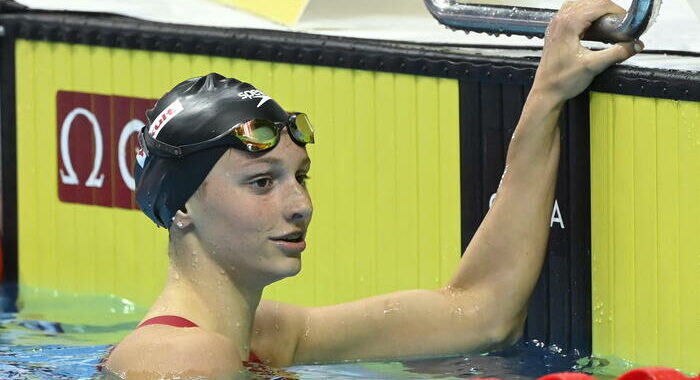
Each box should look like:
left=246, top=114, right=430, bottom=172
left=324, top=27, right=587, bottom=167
left=103, top=1, right=643, bottom=378
left=182, top=131, right=313, bottom=288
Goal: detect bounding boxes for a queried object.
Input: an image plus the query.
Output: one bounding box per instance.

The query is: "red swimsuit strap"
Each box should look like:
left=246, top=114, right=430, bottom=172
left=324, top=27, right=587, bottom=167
left=99, top=315, right=262, bottom=371
left=138, top=315, right=199, bottom=328
left=134, top=315, right=262, bottom=364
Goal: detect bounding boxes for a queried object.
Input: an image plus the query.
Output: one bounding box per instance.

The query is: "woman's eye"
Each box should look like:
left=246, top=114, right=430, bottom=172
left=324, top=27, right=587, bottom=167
left=296, top=174, right=310, bottom=185
left=251, top=178, right=273, bottom=189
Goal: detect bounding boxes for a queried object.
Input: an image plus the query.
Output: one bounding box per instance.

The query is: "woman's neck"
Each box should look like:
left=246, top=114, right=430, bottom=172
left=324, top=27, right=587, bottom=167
left=146, top=240, right=263, bottom=359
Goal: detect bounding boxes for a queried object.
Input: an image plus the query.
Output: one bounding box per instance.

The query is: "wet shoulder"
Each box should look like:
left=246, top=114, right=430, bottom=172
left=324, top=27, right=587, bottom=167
left=252, top=300, right=307, bottom=367
left=101, top=325, right=242, bottom=379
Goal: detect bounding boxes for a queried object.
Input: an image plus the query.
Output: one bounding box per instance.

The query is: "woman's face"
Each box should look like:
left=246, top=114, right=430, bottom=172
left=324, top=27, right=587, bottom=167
left=184, top=130, right=313, bottom=285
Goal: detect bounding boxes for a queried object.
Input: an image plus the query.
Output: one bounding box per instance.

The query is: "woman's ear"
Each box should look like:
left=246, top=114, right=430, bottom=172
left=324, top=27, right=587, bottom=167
left=172, top=203, right=193, bottom=230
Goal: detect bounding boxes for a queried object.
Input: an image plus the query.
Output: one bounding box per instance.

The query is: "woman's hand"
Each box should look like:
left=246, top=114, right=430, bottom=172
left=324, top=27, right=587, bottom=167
left=533, top=0, right=644, bottom=103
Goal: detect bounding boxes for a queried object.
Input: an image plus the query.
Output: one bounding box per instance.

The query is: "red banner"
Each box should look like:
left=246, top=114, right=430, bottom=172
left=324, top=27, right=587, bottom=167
left=56, top=91, right=156, bottom=209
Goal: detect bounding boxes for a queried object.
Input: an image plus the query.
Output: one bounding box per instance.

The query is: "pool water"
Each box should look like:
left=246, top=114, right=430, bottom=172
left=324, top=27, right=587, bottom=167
left=0, top=284, right=631, bottom=379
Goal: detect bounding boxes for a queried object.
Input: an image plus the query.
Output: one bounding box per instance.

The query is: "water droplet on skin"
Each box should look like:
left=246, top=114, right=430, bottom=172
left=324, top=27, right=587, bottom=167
left=383, top=302, right=401, bottom=315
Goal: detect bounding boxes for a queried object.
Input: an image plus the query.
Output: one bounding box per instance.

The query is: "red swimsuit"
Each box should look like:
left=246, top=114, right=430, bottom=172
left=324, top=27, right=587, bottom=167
left=96, top=315, right=262, bottom=372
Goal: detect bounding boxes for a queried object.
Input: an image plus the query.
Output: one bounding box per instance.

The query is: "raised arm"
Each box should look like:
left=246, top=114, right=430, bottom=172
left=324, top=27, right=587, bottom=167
left=444, top=0, right=644, bottom=341
left=257, top=0, right=643, bottom=366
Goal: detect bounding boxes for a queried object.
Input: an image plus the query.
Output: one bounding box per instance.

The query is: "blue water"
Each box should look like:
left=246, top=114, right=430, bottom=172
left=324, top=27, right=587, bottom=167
left=0, top=284, right=613, bottom=380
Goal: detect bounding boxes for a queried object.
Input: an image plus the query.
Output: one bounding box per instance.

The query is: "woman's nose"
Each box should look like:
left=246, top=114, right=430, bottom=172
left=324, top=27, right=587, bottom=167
left=285, top=182, right=313, bottom=223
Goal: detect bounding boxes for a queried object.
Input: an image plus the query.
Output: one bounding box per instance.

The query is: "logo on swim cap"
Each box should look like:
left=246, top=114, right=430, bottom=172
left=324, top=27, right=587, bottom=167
left=237, top=89, right=271, bottom=108
left=136, top=132, right=148, bottom=168
left=148, top=99, right=184, bottom=138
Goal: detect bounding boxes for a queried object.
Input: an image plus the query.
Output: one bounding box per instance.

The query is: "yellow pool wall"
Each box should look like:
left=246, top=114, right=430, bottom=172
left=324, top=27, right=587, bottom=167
left=15, top=39, right=462, bottom=313
left=590, top=92, right=700, bottom=373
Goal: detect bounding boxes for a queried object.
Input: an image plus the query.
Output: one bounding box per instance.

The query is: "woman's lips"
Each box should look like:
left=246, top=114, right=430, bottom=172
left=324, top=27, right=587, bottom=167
left=270, top=238, right=306, bottom=255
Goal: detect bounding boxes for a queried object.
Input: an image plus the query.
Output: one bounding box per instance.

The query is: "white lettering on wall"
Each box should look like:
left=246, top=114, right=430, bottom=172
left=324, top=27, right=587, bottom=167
left=59, top=107, right=105, bottom=188
left=550, top=199, right=565, bottom=229
left=118, top=119, right=145, bottom=191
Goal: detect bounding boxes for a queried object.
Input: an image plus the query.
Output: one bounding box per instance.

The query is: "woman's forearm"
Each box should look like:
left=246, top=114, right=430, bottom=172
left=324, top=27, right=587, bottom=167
left=445, top=86, right=564, bottom=335
left=438, top=0, right=642, bottom=344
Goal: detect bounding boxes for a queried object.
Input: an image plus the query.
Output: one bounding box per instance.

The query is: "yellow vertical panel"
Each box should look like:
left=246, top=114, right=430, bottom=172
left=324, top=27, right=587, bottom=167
left=190, top=54, right=212, bottom=78
left=16, top=40, right=40, bottom=289
left=375, top=72, right=398, bottom=295
left=90, top=45, right=116, bottom=297
left=150, top=51, right=173, bottom=99
left=209, top=56, right=233, bottom=80
left=23, top=39, right=43, bottom=286
left=251, top=61, right=273, bottom=96
left=269, top=62, right=293, bottom=106
left=170, top=53, right=193, bottom=85
left=416, top=76, right=441, bottom=289
left=43, top=42, right=67, bottom=292
left=332, top=67, right=356, bottom=303
left=591, top=93, right=700, bottom=373
left=353, top=69, right=377, bottom=297
left=655, top=100, right=682, bottom=368
left=590, top=93, right=614, bottom=355
left=231, top=58, right=253, bottom=84
left=310, top=65, right=336, bottom=305
left=677, top=101, right=700, bottom=371
left=611, top=95, right=636, bottom=360
left=394, top=74, right=418, bottom=291
left=38, top=42, right=60, bottom=291
left=632, top=97, right=658, bottom=366
left=437, top=78, right=461, bottom=283
left=110, top=46, right=138, bottom=301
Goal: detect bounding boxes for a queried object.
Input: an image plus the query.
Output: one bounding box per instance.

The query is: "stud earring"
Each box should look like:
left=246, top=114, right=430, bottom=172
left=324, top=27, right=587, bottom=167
left=176, top=221, right=184, bottom=228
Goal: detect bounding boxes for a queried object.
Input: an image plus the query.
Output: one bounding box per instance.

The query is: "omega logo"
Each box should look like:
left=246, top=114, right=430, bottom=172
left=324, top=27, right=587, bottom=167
left=56, top=91, right=154, bottom=209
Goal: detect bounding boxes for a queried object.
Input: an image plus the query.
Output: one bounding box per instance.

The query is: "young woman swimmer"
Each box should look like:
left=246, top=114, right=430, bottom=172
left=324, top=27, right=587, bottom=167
left=102, top=0, right=643, bottom=378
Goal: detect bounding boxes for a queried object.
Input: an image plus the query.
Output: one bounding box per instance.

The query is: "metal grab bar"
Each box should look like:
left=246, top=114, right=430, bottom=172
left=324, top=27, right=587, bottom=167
left=423, top=0, right=660, bottom=43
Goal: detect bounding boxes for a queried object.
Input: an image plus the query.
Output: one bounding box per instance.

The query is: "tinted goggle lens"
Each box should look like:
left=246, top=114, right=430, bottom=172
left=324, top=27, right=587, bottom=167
left=290, top=113, right=315, bottom=144
left=232, top=119, right=281, bottom=152
left=231, top=113, right=314, bottom=152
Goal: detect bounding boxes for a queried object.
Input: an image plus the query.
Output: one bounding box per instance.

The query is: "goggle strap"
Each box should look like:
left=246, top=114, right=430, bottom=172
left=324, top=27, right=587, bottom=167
left=140, top=114, right=314, bottom=159
left=142, top=128, right=185, bottom=158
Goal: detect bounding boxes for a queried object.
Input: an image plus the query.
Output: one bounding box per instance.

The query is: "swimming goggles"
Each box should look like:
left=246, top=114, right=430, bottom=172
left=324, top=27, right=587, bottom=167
left=140, top=112, right=315, bottom=159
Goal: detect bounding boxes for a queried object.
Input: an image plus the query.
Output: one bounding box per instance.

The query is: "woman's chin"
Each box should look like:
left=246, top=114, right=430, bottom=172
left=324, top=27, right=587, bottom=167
left=280, top=258, right=302, bottom=278
left=265, top=257, right=302, bottom=282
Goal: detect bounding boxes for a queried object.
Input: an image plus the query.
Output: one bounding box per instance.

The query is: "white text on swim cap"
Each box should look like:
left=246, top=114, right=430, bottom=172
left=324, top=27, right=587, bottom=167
left=148, top=99, right=184, bottom=138
left=237, top=89, right=271, bottom=108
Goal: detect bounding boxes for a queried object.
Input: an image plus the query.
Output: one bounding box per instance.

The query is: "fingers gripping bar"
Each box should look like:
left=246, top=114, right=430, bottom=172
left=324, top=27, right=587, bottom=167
left=423, top=0, right=660, bottom=43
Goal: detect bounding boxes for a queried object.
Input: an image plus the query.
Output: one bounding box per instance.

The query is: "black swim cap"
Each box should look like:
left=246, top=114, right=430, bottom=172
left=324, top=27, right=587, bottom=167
left=134, top=73, right=289, bottom=228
